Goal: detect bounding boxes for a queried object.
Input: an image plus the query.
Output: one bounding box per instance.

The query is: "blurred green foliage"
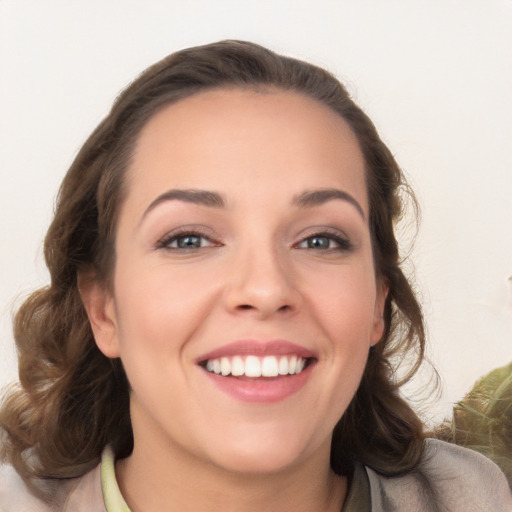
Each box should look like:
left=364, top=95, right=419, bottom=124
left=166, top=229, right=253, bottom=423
left=434, top=362, right=512, bottom=488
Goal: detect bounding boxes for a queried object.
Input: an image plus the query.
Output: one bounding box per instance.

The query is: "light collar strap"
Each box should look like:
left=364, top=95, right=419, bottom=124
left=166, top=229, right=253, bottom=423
left=100, top=446, right=132, bottom=512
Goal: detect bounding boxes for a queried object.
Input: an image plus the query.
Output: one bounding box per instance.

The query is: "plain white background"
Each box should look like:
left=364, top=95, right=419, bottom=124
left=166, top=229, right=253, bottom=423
left=0, top=0, right=511, bottom=425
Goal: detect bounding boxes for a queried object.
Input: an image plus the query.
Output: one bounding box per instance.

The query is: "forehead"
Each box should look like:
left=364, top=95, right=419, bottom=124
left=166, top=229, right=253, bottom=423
left=126, top=88, right=367, bottom=212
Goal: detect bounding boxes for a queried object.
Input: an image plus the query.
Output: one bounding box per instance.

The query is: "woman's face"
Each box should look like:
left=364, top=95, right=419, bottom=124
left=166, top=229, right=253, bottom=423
left=88, top=88, right=386, bottom=475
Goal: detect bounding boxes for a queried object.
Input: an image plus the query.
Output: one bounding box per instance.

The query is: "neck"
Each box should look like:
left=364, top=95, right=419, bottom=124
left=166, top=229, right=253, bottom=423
left=116, top=431, right=347, bottom=512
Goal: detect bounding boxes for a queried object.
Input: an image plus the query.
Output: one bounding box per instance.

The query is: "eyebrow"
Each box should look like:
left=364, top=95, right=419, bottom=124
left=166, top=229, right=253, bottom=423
left=140, top=186, right=365, bottom=223
left=293, top=188, right=365, bottom=219
left=141, top=189, right=225, bottom=222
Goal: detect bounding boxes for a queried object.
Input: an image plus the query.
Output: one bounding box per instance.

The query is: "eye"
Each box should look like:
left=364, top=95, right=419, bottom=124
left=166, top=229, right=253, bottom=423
left=156, top=230, right=220, bottom=251
left=296, top=232, right=352, bottom=252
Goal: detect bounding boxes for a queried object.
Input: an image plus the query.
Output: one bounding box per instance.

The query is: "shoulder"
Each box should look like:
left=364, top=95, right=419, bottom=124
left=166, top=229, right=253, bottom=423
left=0, top=462, right=104, bottom=512
left=366, top=439, right=512, bottom=512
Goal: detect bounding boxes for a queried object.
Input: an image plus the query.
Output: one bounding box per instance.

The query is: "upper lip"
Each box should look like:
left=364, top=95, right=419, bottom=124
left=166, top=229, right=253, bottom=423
left=196, top=340, right=317, bottom=363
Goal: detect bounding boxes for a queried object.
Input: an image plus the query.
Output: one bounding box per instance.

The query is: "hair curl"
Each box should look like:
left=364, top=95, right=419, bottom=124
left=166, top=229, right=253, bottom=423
left=1, top=40, right=425, bottom=484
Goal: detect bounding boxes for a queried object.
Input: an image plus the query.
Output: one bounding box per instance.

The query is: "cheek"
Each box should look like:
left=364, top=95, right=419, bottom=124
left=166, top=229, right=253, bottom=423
left=305, top=263, right=378, bottom=339
left=308, top=281, right=376, bottom=437
left=112, top=261, right=220, bottom=355
left=302, top=262, right=378, bottom=401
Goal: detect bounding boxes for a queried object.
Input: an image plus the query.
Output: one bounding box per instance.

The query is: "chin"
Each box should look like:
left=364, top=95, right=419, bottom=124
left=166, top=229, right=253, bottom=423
left=205, top=434, right=320, bottom=476
left=214, top=453, right=302, bottom=476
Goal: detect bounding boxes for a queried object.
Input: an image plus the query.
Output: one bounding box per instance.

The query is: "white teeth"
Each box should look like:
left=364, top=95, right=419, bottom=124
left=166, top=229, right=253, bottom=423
left=204, top=355, right=308, bottom=378
left=231, top=356, right=244, bottom=376
left=278, top=356, right=289, bottom=375
left=261, top=356, right=279, bottom=377
left=220, top=357, right=230, bottom=376
left=289, top=355, right=297, bottom=374
left=245, top=356, right=262, bottom=377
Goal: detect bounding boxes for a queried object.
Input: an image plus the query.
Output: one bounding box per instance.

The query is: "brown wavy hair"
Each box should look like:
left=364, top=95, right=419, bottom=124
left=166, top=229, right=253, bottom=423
left=0, top=40, right=425, bottom=484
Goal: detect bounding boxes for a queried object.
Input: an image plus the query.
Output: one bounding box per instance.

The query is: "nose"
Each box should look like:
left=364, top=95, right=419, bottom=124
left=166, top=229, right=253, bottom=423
left=224, top=244, right=302, bottom=319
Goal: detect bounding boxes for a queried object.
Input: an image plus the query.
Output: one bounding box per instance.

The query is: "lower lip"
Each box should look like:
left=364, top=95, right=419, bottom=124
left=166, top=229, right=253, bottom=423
left=201, top=364, right=314, bottom=403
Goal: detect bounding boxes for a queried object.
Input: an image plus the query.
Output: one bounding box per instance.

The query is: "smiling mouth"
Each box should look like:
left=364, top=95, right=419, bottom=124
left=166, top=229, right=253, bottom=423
left=200, top=355, right=314, bottom=378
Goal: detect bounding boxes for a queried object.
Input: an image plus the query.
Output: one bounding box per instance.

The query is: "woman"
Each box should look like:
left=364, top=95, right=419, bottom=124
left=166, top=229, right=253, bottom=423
left=0, top=40, right=510, bottom=511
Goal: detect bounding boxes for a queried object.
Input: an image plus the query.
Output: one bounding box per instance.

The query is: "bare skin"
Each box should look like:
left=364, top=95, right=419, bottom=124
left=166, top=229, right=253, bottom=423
left=115, top=435, right=346, bottom=512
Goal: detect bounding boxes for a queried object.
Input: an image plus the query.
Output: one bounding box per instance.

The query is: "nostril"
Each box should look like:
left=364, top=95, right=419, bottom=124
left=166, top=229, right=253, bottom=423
left=236, top=303, right=292, bottom=312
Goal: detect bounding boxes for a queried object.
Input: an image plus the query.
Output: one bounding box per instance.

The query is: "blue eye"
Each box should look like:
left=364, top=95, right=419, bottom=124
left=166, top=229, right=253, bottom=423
left=157, top=231, right=218, bottom=250
left=304, top=236, right=332, bottom=249
left=173, top=234, right=204, bottom=249
left=297, top=233, right=352, bottom=251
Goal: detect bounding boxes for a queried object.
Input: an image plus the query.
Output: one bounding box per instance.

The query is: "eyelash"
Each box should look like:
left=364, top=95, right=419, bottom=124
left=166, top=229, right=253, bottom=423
left=155, top=228, right=352, bottom=254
